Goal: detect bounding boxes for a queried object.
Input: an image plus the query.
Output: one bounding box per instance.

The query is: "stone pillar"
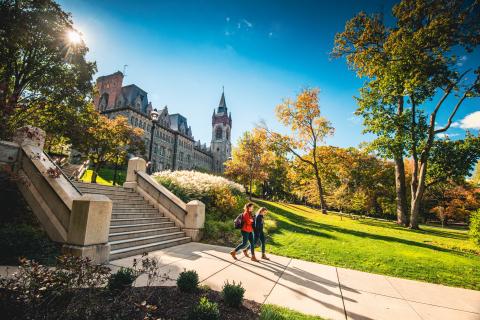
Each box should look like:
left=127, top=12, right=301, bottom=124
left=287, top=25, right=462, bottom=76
left=13, top=126, right=46, bottom=150
left=123, top=157, right=146, bottom=189
left=184, top=200, right=205, bottom=241
left=62, top=194, right=112, bottom=264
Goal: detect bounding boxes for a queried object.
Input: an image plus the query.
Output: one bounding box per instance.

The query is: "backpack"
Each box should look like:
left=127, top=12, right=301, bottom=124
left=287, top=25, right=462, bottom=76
left=234, top=213, right=244, bottom=229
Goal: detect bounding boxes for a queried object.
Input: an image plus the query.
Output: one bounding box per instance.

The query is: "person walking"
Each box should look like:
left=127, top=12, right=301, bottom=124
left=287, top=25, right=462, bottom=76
left=230, top=202, right=258, bottom=262
left=253, top=207, right=270, bottom=260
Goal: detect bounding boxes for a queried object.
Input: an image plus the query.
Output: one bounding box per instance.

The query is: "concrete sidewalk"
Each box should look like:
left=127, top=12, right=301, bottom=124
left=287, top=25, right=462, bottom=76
left=109, top=242, right=480, bottom=320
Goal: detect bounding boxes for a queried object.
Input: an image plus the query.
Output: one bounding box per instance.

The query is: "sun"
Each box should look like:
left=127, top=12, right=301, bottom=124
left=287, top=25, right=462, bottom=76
left=67, top=30, right=82, bottom=44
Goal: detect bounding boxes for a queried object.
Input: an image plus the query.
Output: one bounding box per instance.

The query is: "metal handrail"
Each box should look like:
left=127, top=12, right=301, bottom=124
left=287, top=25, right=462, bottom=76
left=42, top=151, right=83, bottom=195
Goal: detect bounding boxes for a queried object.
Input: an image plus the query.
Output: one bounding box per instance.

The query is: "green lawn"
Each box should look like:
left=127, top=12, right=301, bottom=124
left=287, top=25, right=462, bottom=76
left=260, top=304, right=324, bottom=320
left=80, top=168, right=126, bottom=186
left=255, top=200, right=480, bottom=290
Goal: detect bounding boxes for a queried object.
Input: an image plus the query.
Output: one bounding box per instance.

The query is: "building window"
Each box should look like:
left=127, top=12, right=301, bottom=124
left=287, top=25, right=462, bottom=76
left=216, top=127, right=222, bottom=140
left=154, top=143, right=158, bottom=154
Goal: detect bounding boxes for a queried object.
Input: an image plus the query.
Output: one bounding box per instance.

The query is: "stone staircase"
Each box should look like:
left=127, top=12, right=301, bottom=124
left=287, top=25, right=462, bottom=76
left=73, top=182, right=191, bottom=260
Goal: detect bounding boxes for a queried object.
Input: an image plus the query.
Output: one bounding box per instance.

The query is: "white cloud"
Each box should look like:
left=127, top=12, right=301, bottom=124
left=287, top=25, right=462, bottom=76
left=226, top=17, right=230, bottom=22
left=450, top=121, right=460, bottom=128
left=436, top=133, right=459, bottom=139
left=268, top=32, right=273, bottom=38
left=242, top=19, right=253, bottom=28
left=458, top=111, right=480, bottom=130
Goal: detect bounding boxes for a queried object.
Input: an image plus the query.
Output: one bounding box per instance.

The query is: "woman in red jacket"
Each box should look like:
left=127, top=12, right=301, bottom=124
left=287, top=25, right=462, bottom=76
left=230, top=202, right=258, bottom=262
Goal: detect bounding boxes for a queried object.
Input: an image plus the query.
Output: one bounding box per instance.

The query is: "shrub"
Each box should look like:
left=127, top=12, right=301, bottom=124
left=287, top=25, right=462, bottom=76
left=0, top=255, right=110, bottom=318
left=470, top=210, right=480, bottom=247
left=222, top=281, right=245, bottom=307
left=187, top=297, right=220, bottom=320
left=176, top=269, right=199, bottom=292
left=107, top=267, right=137, bottom=291
left=0, top=223, right=60, bottom=265
left=154, top=170, right=250, bottom=243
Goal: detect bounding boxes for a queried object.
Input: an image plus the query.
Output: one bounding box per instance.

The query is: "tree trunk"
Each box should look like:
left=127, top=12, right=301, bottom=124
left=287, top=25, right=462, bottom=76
left=313, top=166, right=327, bottom=214
left=410, top=161, right=427, bottom=229
left=249, top=178, right=253, bottom=200
left=91, top=163, right=102, bottom=184
left=394, top=157, right=408, bottom=226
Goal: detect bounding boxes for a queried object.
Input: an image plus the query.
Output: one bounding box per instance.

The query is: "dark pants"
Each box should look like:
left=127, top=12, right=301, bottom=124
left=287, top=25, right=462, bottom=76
left=234, top=231, right=254, bottom=254
left=253, top=231, right=266, bottom=254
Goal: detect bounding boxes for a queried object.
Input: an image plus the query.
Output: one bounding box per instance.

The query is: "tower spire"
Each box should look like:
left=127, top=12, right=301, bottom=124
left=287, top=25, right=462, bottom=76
left=218, top=88, right=227, bottom=112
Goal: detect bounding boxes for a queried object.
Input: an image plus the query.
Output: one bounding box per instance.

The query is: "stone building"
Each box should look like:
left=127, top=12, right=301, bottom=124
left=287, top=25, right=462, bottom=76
left=93, top=71, right=232, bottom=173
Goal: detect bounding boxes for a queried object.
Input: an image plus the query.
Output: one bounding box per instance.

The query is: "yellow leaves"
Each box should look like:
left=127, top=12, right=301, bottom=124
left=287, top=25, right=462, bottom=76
left=274, top=87, right=333, bottom=150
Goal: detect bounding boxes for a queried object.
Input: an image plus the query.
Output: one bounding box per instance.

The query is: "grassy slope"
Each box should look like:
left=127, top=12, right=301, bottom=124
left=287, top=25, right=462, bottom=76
left=256, top=200, right=480, bottom=290
left=81, top=168, right=126, bottom=186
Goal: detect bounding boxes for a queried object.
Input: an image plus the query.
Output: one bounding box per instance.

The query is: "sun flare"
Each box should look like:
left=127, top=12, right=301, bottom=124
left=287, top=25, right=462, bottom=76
left=67, top=30, right=82, bottom=44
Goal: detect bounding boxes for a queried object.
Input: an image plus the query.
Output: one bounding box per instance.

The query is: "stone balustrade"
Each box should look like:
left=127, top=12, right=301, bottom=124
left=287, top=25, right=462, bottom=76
left=0, top=126, right=112, bottom=264
left=123, top=157, right=205, bottom=241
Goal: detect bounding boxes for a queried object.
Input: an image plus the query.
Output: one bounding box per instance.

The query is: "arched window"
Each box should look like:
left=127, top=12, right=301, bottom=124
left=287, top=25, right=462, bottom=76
left=215, top=127, right=223, bottom=140
left=99, top=93, right=109, bottom=111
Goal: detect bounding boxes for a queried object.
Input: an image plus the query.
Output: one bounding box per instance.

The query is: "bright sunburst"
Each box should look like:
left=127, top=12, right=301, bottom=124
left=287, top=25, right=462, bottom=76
left=67, top=30, right=82, bottom=44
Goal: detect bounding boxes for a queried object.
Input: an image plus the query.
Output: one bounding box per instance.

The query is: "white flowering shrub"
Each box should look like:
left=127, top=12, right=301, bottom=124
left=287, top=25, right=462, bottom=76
left=153, top=170, right=248, bottom=245
left=152, top=171, right=245, bottom=198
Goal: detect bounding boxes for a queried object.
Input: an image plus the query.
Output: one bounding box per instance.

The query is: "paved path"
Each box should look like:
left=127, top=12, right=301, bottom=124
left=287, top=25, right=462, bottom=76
left=110, top=242, right=480, bottom=320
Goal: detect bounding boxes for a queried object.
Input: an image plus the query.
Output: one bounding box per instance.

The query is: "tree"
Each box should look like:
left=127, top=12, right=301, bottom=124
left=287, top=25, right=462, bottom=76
left=427, top=134, right=480, bottom=189
left=265, top=88, right=334, bottom=213
left=78, top=114, right=145, bottom=183
left=224, top=128, right=271, bottom=199
left=333, top=0, right=480, bottom=228
left=472, top=161, right=480, bottom=186
left=428, top=184, right=479, bottom=227
left=0, top=0, right=96, bottom=140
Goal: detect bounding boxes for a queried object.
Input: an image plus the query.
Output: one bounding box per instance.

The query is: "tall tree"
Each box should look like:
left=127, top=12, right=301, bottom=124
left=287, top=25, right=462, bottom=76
left=0, top=0, right=96, bottom=140
left=224, top=128, right=271, bottom=199
left=333, top=0, right=480, bottom=228
left=266, top=88, right=334, bottom=213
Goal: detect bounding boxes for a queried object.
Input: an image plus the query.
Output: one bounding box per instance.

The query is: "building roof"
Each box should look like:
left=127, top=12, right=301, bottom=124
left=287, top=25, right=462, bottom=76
left=217, top=92, right=227, bottom=114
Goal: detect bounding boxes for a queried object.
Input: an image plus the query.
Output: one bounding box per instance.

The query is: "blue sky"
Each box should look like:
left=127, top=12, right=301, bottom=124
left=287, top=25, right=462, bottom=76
left=59, top=0, right=479, bottom=147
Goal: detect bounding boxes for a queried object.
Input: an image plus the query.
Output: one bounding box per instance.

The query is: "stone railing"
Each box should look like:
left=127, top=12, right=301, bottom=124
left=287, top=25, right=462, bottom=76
left=0, top=126, right=112, bottom=264
left=123, top=157, right=205, bottom=241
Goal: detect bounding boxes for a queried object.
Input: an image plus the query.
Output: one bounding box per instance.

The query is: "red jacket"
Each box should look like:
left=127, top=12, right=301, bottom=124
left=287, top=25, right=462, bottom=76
left=241, top=211, right=254, bottom=233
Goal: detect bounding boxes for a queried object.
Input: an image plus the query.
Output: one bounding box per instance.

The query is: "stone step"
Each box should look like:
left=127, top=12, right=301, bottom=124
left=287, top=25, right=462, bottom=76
left=110, top=217, right=170, bottom=226
left=109, top=227, right=181, bottom=241
left=109, top=237, right=191, bottom=261
left=77, top=188, right=135, bottom=195
left=112, top=212, right=162, bottom=219
left=113, top=202, right=154, bottom=207
left=110, top=222, right=175, bottom=233
left=112, top=208, right=160, bottom=214
left=110, top=232, right=186, bottom=250
left=74, top=183, right=133, bottom=193
left=109, top=199, right=149, bottom=205
left=93, top=195, right=146, bottom=201
left=113, top=205, right=155, bottom=211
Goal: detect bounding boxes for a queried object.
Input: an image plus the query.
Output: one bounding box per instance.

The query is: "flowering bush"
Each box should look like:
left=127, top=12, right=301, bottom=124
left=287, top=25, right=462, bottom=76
left=153, top=171, right=248, bottom=244
left=152, top=170, right=245, bottom=197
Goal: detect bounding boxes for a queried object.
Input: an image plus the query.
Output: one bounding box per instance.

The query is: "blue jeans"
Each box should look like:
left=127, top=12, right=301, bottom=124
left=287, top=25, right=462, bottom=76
left=254, top=231, right=266, bottom=254
left=234, top=231, right=254, bottom=254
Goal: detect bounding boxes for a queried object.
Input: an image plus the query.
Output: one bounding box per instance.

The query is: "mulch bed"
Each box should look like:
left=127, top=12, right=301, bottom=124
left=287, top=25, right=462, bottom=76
left=155, top=286, right=261, bottom=319
left=0, top=285, right=262, bottom=320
